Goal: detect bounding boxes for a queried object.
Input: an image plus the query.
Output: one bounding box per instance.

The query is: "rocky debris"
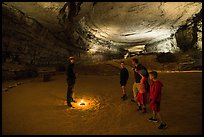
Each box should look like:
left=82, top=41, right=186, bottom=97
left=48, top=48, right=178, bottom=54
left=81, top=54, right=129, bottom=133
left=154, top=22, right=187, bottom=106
left=2, top=88, right=9, bottom=92
left=37, top=68, right=56, bottom=82
left=2, top=63, right=38, bottom=81
left=2, top=71, right=16, bottom=81
left=7, top=84, right=18, bottom=89
left=155, top=51, right=202, bottom=71
left=17, top=82, right=24, bottom=85
left=42, top=74, right=51, bottom=82
left=177, top=54, right=196, bottom=71
left=2, top=82, right=24, bottom=92
left=156, top=52, right=177, bottom=63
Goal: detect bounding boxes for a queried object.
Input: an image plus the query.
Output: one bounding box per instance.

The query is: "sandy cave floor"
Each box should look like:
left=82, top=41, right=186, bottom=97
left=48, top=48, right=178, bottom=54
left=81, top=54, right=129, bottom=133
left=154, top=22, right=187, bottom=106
left=2, top=72, right=202, bottom=135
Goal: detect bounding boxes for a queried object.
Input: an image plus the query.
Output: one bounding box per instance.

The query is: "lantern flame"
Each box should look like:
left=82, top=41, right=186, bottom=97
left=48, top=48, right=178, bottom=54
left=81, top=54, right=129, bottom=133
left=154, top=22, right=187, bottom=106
left=79, top=99, right=85, bottom=105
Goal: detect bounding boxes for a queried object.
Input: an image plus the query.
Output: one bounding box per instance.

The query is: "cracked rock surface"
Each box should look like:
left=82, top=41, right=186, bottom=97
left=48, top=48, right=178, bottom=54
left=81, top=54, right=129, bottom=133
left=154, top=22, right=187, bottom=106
left=4, top=2, right=202, bottom=54
left=2, top=2, right=202, bottom=78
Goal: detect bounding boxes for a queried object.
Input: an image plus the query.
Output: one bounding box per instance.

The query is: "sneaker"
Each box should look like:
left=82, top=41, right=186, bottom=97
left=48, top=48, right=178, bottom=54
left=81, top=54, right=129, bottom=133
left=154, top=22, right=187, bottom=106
left=72, top=99, right=77, bottom=103
left=67, top=103, right=73, bottom=107
left=137, top=106, right=142, bottom=111
left=158, top=123, right=167, bottom=129
left=131, top=98, right=136, bottom=102
left=148, top=117, right=158, bottom=123
left=142, top=108, right=147, bottom=113
left=70, top=98, right=77, bottom=103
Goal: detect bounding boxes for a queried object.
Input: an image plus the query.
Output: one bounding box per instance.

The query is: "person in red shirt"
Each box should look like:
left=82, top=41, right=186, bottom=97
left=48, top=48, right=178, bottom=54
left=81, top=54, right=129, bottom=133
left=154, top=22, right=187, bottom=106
left=149, top=71, right=167, bottom=129
left=136, top=69, right=148, bottom=113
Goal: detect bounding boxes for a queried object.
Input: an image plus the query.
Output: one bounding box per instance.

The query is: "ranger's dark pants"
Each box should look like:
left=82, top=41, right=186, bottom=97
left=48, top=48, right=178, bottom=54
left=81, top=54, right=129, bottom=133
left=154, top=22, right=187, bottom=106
left=67, top=80, right=75, bottom=104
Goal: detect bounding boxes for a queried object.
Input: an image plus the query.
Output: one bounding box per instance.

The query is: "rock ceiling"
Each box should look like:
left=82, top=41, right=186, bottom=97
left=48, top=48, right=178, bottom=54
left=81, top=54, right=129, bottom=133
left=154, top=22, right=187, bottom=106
left=4, top=2, right=202, bottom=54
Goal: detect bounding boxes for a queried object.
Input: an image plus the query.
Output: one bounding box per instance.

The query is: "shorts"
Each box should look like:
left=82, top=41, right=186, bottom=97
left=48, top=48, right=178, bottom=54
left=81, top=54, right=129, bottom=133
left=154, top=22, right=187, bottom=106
left=136, top=92, right=147, bottom=105
left=132, top=82, right=140, bottom=96
left=150, top=101, right=160, bottom=112
left=120, top=80, right=127, bottom=86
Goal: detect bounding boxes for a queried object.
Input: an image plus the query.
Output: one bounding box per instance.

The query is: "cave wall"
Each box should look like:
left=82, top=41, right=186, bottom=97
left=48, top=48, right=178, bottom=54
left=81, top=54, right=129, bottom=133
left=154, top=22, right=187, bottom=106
left=146, top=36, right=180, bottom=53
left=175, top=9, right=202, bottom=52
left=2, top=2, right=202, bottom=80
left=2, top=4, right=75, bottom=67
left=197, top=18, right=202, bottom=50
left=175, top=24, right=195, bottom=51
left=146, top=9, right=202, bottom=53
left=2, top=3, right=79, bottom=80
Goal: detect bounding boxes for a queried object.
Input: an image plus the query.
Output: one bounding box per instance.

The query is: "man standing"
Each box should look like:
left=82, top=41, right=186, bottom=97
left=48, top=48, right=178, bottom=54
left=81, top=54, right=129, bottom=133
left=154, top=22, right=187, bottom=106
left=66, top=56, right=76, bottom=107
left=131, top=58, right=149, bottom=102
left=120, top=61, right=129, bottom=100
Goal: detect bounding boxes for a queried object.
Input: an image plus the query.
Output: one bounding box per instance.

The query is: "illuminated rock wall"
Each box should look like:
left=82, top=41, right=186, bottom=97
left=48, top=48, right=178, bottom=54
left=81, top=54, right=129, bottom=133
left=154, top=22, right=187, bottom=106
left=146, top=36, right=180, bottom=53
left=175, top=9, right=202, bottom=52
left=197, top=19, right=202, bottom=50
left=2, top=3, right=74, bottom=67
left=2, top=3, right=80, bottom=80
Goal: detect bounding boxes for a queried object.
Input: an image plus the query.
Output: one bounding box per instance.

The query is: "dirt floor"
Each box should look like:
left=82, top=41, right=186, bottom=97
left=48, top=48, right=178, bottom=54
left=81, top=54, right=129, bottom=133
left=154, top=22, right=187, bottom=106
left=2, top=71, right=202, bottom=135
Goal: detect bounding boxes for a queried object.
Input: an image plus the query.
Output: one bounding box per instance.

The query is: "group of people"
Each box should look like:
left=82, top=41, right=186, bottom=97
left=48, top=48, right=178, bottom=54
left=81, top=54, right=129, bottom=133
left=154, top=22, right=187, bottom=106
left=120, top=58, right=167, bottom=129
left=65, top=56, right=167, bottom=130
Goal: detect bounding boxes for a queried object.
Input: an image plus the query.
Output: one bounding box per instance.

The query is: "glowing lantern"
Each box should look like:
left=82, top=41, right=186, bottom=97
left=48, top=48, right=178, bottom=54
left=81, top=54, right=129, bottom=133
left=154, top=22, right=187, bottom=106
left=79, top=99, right=85, bottom=105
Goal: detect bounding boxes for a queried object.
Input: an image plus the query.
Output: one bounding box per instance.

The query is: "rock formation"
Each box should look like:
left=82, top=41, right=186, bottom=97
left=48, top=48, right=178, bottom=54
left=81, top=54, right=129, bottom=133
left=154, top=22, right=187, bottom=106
left=2, top=2, right=202, bottom=80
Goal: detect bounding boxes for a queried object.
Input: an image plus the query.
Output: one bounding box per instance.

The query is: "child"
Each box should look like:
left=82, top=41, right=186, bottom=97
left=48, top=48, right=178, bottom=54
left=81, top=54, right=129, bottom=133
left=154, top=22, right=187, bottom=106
left=136, top=69, right=148, bottom=113
left=148, top=71, right=167, bottom=129
left=120, top=61, right=129, bottom=100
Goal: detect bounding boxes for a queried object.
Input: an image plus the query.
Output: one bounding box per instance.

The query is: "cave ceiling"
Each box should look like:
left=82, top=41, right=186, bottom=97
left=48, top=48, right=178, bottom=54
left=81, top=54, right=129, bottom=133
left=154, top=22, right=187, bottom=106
left=4, top=2, right=202, bottom=54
